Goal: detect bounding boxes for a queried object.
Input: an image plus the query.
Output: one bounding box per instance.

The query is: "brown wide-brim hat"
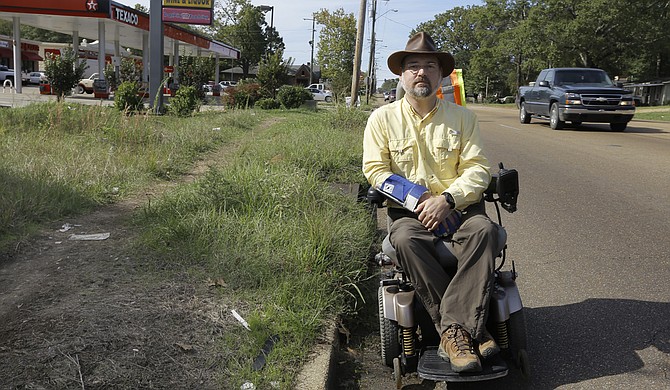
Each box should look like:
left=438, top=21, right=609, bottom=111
left=387, top=32, right=455, bottom=77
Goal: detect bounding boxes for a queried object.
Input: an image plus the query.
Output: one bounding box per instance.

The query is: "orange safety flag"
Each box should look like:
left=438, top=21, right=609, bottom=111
left=438, top=69, right=466, bottom=106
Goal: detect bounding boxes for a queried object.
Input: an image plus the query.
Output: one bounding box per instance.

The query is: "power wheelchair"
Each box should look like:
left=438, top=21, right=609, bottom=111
left=367, top=163, right=529, bottom=387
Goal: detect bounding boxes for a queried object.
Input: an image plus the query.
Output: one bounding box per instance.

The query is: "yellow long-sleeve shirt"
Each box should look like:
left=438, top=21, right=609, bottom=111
left=362, top=98, right=491, bottom=210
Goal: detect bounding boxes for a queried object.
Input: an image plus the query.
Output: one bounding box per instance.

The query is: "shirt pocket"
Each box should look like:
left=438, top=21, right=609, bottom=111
left=388, top=138, right=415, bottom=173
left=432, top=136, right=461, bottom=171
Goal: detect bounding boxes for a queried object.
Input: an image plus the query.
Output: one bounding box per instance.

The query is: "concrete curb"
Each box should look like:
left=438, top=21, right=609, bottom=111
left=294, top=320, right=339, bottom=390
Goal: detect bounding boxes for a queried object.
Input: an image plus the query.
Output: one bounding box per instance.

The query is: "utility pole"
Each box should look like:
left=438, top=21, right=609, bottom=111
left=304, top=16, right=316, bottom=85
left=366, top=0, right=377, bottom=105
left=350, top=0, right=366, bottom=107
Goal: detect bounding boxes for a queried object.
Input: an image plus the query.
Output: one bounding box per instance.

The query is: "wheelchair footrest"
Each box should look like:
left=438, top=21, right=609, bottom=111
left=417, top=347, right=508, bottom=382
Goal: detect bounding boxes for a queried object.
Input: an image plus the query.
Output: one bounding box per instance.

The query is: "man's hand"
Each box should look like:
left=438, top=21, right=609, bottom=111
left=415, top=194, right=452, bottom=232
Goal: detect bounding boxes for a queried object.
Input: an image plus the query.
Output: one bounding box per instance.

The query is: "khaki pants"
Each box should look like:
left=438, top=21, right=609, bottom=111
left=388, top=202, right=500, bottom=340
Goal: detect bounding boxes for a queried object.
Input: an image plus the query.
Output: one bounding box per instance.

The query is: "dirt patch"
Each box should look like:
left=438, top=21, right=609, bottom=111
left=0, top=118, right=281, bottom=389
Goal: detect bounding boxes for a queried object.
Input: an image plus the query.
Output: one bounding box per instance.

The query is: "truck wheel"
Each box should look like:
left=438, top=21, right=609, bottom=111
left=549, top=103, right=564, bottom=130
left=519, top=102, right=531, bottom=124
left=76, top=85, right=84, bottom=94
left=610, top=122, right=627, bottom=132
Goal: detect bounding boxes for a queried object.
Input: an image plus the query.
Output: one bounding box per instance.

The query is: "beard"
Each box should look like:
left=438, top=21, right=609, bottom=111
left=403, top=78, right=435, bottom=99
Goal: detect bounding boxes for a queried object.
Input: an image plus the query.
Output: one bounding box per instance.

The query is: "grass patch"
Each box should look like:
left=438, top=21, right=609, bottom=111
left=634, top=106, right=670, bottom=121
left=0, top=102, right=260, bottom=250
left=1, top=100, right=375, bottom=387
left=136, top=108, right=374, bottom=388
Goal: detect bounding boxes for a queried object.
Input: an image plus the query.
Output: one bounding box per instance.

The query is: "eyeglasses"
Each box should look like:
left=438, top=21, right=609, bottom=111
left=403, top=62, right=440, bottom=74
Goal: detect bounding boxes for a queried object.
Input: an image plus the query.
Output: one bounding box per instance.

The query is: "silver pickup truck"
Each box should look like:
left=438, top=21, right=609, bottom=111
left=0, top=65, right=15, bottom=83
left=517, top=68, right=636, bottom=131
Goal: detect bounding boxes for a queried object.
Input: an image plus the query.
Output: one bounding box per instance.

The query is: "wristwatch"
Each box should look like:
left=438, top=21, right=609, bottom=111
left=443, top=192, right=455, bottom=209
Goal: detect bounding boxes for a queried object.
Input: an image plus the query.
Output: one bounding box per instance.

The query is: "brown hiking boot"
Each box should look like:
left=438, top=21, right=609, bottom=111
left=438, top=324, right=482, bottom=373
left=478, top=328, right=500, bottom=358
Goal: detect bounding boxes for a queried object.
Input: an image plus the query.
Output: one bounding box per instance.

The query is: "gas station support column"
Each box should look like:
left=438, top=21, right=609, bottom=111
left=12, top=17, right=21, bottom=93
left=214, top=55, right=220, bottom=84
left=149, top=0, right=164, bottom=112
left=97, top=19, right=105, bottom=81
left=72, top=29, right=79, bottom=67
left=112, top=36, right=121, bottom=82
left=142, top=32, right=149, bottom=84
left=114, top=26, right=120, bottom=81
left=172, top=41, right=179, bottom=86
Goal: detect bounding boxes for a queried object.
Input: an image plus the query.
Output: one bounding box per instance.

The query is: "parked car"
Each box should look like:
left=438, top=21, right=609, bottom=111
left=27, top=71, right=47, bottom=85
left=219, top=80, right=237, bottom=90
left=387, top=88, right=397, bottom=102
left=76, top=73, right=99, bottom=94
left=306, top=87, right=333, bottom=102
left=307, top=83, right=327, bottom=91
left=497, top=95, right=515, bottom=104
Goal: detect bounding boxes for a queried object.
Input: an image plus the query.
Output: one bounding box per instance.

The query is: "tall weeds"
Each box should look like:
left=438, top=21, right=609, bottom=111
left=136, top=109, right=374, bottom=387
left=0, top=102, right=258, bottom=249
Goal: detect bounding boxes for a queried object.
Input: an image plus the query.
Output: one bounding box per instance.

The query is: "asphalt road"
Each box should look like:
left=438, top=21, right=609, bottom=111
left=352, top=106, right=670, bottom=389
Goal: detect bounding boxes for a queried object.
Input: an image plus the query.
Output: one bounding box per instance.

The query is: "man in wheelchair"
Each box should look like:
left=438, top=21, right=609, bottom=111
left=363, top=32, right=502, bottom=373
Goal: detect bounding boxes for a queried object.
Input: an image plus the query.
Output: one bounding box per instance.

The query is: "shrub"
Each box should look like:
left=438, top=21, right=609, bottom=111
left=167, top=85, right=200, bottom=117
left=222, top=81, right=261, bottom=109
left=114, top=81, right=144, bottom=113
left=256, top=98, right=281, bottom=110
left=43, top=47, right=87, bottom=102
left=277, top=85, right=312, bottom=109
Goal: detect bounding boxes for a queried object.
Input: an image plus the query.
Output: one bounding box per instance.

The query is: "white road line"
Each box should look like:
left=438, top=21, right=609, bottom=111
left=499, top=124, right=521, bottom=131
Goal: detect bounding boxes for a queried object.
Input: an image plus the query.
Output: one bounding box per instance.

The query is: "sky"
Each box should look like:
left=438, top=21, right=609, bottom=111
left=129, top=0, right=480, bottom=84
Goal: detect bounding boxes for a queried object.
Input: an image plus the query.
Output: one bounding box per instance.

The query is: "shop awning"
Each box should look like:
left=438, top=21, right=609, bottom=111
left=0, top=48, right=43, bottom=61
left=22, top=51, right=43, bottom=61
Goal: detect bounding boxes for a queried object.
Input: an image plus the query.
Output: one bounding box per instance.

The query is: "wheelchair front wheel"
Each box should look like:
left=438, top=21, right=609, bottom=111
left=508, top=309, right=530, bottom=379
left=379, top=287, right=401, bottom=368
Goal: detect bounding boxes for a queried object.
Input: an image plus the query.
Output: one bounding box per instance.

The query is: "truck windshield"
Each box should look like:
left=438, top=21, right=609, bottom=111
left=554, top=70, right=614, bottom=87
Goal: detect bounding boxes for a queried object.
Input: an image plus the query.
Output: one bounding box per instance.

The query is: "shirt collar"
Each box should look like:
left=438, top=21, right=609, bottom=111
left=401, top=97, right=440, bottom=120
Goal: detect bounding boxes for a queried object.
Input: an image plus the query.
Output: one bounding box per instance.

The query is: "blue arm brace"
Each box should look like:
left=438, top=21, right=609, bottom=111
left=378, top=174, right=428, bottom=212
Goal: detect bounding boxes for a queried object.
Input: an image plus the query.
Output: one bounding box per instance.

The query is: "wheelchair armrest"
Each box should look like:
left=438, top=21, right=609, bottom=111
left=367, top=186, right=387, bottom=207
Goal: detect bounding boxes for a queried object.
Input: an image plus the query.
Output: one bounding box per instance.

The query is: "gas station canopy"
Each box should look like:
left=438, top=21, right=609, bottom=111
left=0, top=0, right=239, bottom=59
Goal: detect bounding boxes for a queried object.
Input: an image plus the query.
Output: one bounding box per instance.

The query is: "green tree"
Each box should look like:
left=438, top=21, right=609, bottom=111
left=43, top=47, right=87, bottom=102
left=134, top=4, right=148, bottom=13
left=413, top=0, right=669, bottom=99
left=177, top=56, right=215, bottom=100
left=379, top=78, right=399, bottom=93
left=314, top=8, right=357, bottom=101
left=525, top=0, right=655, bottom=77
left=256, top=51, right=292, bottom=98
left=414, top=6, right=483, bottom=79
left=213, top=0, right=284, bottom=79
left=0, top=20, right=71, bottom=42
left=104, top=58, right=143, bottom=91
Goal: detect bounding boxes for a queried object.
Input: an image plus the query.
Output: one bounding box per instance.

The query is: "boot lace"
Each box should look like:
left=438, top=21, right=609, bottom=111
left=446, top=325, right=475, bottom=356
